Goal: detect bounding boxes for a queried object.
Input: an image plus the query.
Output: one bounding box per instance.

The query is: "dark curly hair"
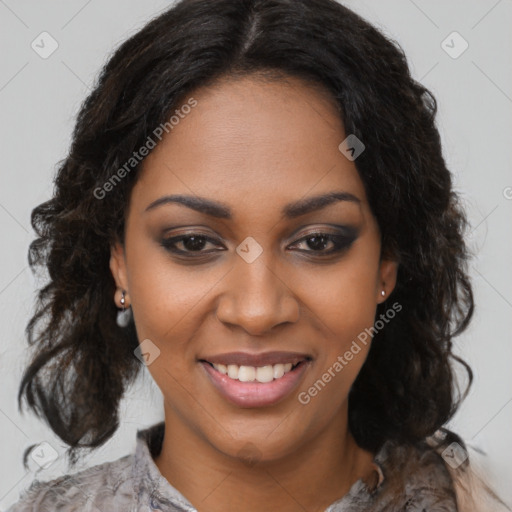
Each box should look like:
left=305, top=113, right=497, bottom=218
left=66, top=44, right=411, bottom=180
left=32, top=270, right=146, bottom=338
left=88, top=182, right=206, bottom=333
left=18, top=0, right=474, bottom=467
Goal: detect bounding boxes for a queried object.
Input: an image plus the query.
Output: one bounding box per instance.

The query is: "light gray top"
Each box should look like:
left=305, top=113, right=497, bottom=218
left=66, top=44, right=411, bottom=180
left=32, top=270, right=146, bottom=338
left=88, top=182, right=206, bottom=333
left=6, top=421, right=458, bottom=511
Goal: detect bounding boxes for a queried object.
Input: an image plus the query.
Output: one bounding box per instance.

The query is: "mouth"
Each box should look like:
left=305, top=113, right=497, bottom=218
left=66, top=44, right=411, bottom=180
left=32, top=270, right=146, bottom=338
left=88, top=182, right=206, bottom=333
left=198, top=352, right=313, bottom=408
left=199, top=359, right=308, bottom=383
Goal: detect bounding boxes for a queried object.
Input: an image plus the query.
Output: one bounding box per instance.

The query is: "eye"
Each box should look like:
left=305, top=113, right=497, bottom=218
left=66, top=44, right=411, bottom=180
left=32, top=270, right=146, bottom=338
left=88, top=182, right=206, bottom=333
left=160, top=233, right=224, bottom=255
left=160, top=228, right=358, bottom=259
left=289, top=231, right=357, bottom=255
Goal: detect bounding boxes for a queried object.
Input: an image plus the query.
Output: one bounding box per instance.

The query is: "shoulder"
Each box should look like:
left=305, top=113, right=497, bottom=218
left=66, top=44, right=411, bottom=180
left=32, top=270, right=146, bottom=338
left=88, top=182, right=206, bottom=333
left=374, top=435, right=510, bottom=512
left=434, top=446, right=511, bottom=512
left=6, top=454, right=134, bottom=511
left=375, top=438, right=458, bottom=511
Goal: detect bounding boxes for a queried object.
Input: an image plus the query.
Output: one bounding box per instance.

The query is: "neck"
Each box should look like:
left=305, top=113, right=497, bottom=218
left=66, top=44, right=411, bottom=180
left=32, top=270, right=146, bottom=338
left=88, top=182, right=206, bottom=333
left=153, top=407, right=376, bottom=512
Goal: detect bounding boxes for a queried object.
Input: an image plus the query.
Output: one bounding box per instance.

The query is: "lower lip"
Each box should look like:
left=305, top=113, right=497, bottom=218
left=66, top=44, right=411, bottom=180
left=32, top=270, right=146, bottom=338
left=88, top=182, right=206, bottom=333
left=200, top=361, right=310, bottom=408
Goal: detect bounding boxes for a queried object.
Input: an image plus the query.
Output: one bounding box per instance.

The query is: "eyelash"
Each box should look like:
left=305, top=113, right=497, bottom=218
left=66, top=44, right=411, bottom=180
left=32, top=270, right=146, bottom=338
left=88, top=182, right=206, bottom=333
left=160, top=230, right=357, bottom=258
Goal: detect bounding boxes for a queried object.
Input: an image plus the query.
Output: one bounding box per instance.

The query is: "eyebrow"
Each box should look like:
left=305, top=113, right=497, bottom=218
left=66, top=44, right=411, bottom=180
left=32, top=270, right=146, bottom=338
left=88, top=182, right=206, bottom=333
left=144, top=191, right=361, bottom=219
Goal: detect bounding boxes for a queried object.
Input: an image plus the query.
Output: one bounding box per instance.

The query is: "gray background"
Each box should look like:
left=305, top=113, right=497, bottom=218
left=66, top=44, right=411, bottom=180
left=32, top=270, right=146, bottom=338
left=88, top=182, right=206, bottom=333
left=1, top=0, right=511, bottom=509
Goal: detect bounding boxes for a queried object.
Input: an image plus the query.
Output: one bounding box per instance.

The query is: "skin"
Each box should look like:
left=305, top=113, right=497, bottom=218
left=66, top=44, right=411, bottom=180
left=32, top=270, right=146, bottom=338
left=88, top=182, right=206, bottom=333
left=110, top=74, right=398, bottom=512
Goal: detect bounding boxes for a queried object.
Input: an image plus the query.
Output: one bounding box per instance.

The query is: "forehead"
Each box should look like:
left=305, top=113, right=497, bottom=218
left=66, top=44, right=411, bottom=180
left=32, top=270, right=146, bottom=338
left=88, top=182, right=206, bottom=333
left=132, top=75, right=369, bottom=214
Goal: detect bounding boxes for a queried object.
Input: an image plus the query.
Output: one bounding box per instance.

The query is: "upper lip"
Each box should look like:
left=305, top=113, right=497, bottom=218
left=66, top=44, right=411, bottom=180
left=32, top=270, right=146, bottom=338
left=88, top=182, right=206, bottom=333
left=199, top=351, right=312, bottom=367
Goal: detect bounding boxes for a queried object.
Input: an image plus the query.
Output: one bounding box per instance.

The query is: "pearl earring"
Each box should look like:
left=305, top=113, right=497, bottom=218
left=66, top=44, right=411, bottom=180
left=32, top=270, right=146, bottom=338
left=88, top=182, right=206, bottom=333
left=116, top=290, right=132, bottom=327
left=381, top=290, right=386, bottom=297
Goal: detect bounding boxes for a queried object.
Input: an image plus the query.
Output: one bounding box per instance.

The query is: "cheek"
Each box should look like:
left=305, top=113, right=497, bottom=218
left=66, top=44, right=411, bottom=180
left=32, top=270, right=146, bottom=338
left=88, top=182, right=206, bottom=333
left=295, top=245, right=380, bottom=409
left=123, top=243, right=208, bottom=358
left=297, top=265, right=377, bottom=421
left=125, top=256, right=210, bottom=403
left=302, top=253, right=380, bottom=341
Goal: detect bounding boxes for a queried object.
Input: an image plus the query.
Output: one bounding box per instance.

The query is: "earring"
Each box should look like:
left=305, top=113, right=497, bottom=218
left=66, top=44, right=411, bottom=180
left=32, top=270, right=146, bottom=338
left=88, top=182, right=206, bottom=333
left=381, top=290, right=386, bottom=297
left=116, top=290, right=132, bottom=327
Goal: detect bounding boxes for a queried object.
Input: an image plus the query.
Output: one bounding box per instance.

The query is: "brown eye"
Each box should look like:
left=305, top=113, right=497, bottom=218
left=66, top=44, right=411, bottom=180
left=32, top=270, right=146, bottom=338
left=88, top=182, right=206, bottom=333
left=161, top=234, right=223, bottom=255
left=290, top=230, right=358, bottom=256
left=299, top=233, right=334, bottom=251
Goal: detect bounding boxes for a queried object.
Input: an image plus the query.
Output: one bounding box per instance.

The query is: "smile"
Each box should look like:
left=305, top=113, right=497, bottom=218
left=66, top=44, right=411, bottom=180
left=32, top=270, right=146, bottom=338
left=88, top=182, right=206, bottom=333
left=199, top=356, right=312, bottom=408
left=208, top=361, right=300, bottom=383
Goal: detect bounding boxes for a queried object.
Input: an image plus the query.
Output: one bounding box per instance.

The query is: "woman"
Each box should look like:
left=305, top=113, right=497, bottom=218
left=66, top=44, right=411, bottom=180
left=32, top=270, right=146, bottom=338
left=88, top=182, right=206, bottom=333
left=7, top=0, right=509, bottom=510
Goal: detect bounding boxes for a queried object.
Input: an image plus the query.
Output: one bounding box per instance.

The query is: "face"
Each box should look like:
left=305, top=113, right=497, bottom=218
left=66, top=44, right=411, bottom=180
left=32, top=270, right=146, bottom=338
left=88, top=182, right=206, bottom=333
left=110, top=74, right=397, bottom=463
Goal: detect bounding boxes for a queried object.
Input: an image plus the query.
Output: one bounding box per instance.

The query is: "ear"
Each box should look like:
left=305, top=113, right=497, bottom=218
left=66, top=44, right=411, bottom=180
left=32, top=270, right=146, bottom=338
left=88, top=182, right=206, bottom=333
left=110, top=241, right=129, bottom=297
left=377, top=259, right=398, bottom=304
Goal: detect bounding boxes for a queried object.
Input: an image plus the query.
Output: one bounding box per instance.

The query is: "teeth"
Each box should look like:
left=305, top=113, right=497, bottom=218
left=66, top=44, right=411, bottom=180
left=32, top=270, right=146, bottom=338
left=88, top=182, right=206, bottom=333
left=238, top=366, right=255, bottom=382
left=212, top=362, right=296, bottom=382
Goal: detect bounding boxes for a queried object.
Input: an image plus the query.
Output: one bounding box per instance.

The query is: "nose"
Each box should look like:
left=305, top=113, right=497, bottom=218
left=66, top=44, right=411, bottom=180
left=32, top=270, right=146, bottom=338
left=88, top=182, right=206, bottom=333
left=215, top=250, right=300, bottom=336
